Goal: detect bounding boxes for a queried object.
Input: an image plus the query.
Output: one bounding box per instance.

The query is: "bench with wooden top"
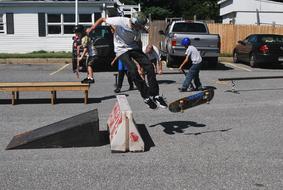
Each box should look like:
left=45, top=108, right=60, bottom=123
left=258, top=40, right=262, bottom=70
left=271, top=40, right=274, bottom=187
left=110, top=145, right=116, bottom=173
left=0, top=82, right=90, bottom=105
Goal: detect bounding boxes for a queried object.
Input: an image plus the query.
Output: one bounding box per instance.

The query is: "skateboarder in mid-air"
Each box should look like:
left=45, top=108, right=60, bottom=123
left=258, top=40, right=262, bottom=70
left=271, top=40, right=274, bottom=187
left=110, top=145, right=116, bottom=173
left=87, top=12, right=167, bottom=109
left=178, top=37, right=203, bottom=92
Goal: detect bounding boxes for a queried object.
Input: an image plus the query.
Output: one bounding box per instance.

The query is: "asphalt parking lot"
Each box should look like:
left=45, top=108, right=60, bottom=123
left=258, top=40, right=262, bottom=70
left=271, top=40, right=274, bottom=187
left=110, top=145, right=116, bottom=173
left=0, top=60, right=283, bottom=190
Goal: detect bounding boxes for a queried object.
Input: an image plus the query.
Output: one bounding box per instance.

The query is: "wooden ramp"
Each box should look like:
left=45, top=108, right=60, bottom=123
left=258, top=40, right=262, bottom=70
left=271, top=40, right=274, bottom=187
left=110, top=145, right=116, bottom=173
left=6, top=109, right=100, bottom=150
left=0, top=82, right=90, bottom=105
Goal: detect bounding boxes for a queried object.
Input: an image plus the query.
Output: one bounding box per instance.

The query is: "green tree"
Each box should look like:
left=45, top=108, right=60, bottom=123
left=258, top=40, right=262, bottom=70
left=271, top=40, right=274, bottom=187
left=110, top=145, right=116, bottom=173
left=119, top=0, right=138, bottom=4
left=119, top=0, right=220, bottom=21
left=143, top=6, right=173, bottom=20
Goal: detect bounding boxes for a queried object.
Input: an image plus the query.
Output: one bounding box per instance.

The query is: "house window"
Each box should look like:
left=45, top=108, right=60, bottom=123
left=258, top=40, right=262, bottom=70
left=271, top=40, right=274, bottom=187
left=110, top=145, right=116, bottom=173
left=63, top=14, right=75, bottom=23
left=78, top=14, right=92, bottom=31
left=0, top=14, right=4, bottom=34
left=63, top=14, right=75, bottom=34
left=64, top=25, right=75, bottom=34
left=47, top=13, right=93, bottom=35
left=47, top=14, right=61, bottom=34
left=79, top=14, right=92, bottom=23
left=63, top=14, right=92, bottom=34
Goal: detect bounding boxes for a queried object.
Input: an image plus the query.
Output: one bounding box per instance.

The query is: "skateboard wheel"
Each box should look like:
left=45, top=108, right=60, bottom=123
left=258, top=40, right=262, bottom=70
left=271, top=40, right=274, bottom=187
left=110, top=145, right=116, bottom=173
left=203, top=91, right=209, bottom=99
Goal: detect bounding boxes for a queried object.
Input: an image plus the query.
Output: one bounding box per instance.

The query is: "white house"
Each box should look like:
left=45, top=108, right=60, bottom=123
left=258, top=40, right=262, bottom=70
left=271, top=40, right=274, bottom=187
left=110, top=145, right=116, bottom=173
left=0, top=0, right=140, bottom=53
left=218, top=0, right=283, bottom=25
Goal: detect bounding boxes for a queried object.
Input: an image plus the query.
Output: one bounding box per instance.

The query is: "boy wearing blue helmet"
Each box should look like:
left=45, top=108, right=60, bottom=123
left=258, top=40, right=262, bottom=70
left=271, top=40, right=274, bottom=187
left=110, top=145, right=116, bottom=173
left=178, top=37, right=203, bottom=92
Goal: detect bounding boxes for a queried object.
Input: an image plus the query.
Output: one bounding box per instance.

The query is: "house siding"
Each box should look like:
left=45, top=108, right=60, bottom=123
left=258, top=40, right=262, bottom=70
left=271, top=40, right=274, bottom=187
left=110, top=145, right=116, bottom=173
left=0, top=12, right=74, bottom=53
left=0, top=2, right=110, bottom=53
left=219, top=0, right=283, bottom=25
left=15, top=13, right=38, bottom=37
left=0, top=1, right=142, bottom=53
left=0, top=36, right=72, bottom=53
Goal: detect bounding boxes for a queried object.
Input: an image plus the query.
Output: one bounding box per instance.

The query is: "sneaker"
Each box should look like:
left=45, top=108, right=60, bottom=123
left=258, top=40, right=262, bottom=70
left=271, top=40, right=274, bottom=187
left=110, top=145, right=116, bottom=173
left=81, top=78, right=95, bottom=84
left=144, top=98, right=157, bottom=109
left=178, top=88, right=187, bottom=92
left=153, top=96, right=168, bottom=108
left=188, top=85, right=195, bottom=90
left=188, top=87, right=196, bottom=92
left=188, top=86, right=196, bottom=91
left=114, top=88, right=121, bottom=93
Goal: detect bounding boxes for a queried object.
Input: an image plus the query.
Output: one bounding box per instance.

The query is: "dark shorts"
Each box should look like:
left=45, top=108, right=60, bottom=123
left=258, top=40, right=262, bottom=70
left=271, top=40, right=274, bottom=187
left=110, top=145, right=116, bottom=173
left=86, top=56, right=99, bottom=67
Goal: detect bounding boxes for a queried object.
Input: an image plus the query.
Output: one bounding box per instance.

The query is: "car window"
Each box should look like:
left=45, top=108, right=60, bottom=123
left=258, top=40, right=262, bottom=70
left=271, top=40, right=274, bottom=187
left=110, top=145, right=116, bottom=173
left=172, top=23, right=207, bottom=33
left=91, top=27, right=112, bottom=39
left=261, top=36, right=274, bottom=43
left=248, top=36, right=257, bottom=43
left=243, top=37, right=249, bottom=43
left=275, top=36, right=283, bottom=42
left=260, top=35, right=283, bottom=43
left=165, top=24, right=170, bottom=34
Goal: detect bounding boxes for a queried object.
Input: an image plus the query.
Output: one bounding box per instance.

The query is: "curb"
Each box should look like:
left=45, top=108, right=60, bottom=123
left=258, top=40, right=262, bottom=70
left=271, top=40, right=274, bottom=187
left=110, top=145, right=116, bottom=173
left=219, top=57, right=233, bottom=62
left=0, top=58, right=72, bottom=64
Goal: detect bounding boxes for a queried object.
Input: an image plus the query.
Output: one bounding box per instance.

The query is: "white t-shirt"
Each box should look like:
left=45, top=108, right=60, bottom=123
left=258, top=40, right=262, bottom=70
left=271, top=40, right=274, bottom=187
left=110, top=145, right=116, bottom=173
left=105, top=17, right=141, bottom=56
left=185, top=45, right=202, bottom=64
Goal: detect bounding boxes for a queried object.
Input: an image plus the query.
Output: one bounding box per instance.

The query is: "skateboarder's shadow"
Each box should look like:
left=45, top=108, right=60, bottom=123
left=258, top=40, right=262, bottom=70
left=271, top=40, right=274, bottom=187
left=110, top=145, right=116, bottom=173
left=149, top=121, right=206, bottom=135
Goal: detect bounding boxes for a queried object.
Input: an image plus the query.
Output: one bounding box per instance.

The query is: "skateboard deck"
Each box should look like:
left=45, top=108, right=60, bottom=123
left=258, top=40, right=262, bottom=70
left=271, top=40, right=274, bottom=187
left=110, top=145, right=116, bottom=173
left=169, top=88, right=214, bottom=113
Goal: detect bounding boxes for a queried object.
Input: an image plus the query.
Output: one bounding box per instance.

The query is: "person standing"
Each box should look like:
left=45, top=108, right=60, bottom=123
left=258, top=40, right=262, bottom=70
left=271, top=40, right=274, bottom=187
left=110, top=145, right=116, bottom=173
left=74, top=25, right=96, bottom=84
left=178, top=37, right=203, bottom=92
left=143, top=44, right=162, bottom=74
left=112, top=59, right=134, bottom=93
left=87, top=12, right=167, bottom=109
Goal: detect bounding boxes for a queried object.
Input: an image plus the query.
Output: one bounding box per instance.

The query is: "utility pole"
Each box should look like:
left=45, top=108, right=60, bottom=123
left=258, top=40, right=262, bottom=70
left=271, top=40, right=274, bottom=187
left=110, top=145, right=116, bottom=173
left=75, top=0, right=78, bottom=25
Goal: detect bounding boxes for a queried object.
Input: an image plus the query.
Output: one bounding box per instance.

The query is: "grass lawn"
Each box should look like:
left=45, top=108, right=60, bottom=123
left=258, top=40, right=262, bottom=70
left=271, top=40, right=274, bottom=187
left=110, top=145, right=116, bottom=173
left=0, top=51, right=72, bottom=58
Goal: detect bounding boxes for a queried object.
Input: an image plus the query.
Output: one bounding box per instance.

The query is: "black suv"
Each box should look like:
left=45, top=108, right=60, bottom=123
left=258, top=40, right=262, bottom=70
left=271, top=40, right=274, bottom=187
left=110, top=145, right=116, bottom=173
left=72, top=25, right=115, bottom=72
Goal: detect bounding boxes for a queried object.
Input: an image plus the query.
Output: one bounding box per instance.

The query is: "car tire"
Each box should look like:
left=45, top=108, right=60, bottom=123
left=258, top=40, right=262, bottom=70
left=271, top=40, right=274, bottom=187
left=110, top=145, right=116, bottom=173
left=249, top=53, right=258, bottom=68
left=166, top=55, right=174, bottom=68
left=233, top=51, right=239, bottom=63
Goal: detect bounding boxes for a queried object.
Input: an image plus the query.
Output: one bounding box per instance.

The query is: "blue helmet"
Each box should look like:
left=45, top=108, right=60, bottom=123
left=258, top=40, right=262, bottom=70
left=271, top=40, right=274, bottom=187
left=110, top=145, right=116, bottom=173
left=181, top=37, right=191, bottom=46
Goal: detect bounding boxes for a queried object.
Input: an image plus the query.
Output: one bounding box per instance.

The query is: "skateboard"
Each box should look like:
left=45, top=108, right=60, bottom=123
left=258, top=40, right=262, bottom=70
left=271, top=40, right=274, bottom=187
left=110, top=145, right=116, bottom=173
left=168, top=88, right=214, bottom=113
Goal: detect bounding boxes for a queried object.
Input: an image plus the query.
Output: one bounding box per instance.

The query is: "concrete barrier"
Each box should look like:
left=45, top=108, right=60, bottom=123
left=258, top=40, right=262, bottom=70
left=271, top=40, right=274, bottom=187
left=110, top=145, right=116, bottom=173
left=107, top=95, right=144, bottom=152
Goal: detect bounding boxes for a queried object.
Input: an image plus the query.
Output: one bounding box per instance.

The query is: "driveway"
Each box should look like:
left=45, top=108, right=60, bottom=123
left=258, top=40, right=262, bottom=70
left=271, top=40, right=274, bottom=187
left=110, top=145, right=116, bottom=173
left=0, top=61, right=282, bottom=190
